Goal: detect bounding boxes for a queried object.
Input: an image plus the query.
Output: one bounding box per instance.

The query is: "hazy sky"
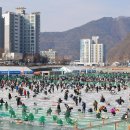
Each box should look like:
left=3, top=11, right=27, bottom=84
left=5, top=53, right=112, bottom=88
left=1, top=0, right=130, bottom=32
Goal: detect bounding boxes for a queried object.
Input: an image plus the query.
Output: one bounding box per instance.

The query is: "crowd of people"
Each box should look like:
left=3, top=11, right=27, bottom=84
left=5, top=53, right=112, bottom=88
left=0, top=72, right=129, bottom=126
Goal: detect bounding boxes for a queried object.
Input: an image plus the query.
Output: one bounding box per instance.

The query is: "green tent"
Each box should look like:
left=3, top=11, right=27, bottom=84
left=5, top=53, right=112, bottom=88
left=28, top=113, right=34, bottom=121
left=53, top=115, right=58, bottom=121
left=57, top=118, right=63, bottom=126
left=39, top=116, right=46, bottom=124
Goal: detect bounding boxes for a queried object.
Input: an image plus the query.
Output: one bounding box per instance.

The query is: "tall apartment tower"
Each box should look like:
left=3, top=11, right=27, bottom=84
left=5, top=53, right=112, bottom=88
left=2, top=7, right=40, bottom=55
left=3, top=12, right=20, bottom=53
left=80, top=36, right=104, bottom=66
left=0, top=7, right=4, bottom=49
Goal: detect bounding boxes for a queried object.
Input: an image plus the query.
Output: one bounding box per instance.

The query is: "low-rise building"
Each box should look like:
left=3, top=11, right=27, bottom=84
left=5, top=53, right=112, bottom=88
left=40, top=49, right=57, bottom=64
left=2, top=52, right=23, bottom=61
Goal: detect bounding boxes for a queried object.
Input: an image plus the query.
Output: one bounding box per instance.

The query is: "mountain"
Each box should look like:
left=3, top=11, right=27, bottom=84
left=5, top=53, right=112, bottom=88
left=108, top=33, right=130, bottom=63
left=40, top=16, right=130, bottom=60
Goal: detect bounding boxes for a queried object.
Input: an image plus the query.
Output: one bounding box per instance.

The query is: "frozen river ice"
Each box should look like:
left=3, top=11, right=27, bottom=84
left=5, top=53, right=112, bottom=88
left=0, top=120, right=58, bottom=130
left=0, top=82, right=130, bottom=130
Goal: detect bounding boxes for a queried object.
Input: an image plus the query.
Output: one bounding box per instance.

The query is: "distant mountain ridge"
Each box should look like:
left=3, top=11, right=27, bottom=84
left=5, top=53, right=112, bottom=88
left=108, top=33, right=130, bottom=63
left=40, top=16, right=130, bottom=61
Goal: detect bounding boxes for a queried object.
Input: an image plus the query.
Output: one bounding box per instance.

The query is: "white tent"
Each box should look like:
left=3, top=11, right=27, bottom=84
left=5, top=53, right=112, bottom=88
left=59, top=66, right=72, bottom=73
left=59, top=66, right=87, bottom=74
left=111, top=62, right=120, bottom=67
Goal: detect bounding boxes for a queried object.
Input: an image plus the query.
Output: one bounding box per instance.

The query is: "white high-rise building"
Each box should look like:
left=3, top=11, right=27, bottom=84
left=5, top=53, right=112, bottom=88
left=3, top=12, right=20, bottom=53
left=80, top=36, right=104, bottom=66
left=2, top=7, right=40, bottom=55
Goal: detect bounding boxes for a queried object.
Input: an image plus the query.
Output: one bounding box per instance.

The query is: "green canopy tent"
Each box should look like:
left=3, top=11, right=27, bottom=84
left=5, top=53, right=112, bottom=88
left=39, top=116, right=46, bottom=125
left=57, top=118, right=63, bottom=126
left=28, top=113, right=34, bottom=122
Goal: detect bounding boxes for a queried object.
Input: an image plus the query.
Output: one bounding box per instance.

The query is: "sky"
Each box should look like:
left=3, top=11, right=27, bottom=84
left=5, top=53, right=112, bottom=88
left=0, top=0, right=130, bottom=32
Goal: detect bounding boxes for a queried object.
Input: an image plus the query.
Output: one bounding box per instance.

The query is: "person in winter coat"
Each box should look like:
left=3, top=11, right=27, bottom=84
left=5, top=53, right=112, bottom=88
left=8, top=93, right=12, bottom=100
left=79, top=97, right=82, bottom=104
left=110, top=108, right=116, bottom=116
left=82, top=102, right=86, bottom=113
left=16, top=97, right=21, bottom=106
left=27, top=91, right=30, bottom=98
left=121, top=112, right=128, bottom=120
left=56, top=103, right=61, bottom=115
left=64, top=103, right=73, bottom=119
left=93, top=100, right=98, bottom=111
left=5, top=102, right=8, bottom=110
left=0, top=98, right=5, bottom=104
left=116, top=97, right=124, bottom=105
left=58, top=98, right=62, bottom=103
left=47, top=107, right=52, bottom=116
left=99, top=106, right=107, bottom=112
left=24, top=89, right=27, bottom=98
left=100, top=95, right=105, bottom=102
left=16, top=85, right=19, bottom=92
left=64, top=91, right=68, bottom=100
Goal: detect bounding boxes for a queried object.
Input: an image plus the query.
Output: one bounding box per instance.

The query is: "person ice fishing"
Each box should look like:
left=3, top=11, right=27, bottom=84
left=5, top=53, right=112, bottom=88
left=5, top=102, right=8, bottom=110
left=100, top=95, right=105, bottom=102
left=27, top=91, right=30, bottom=98
left=121, top=112, right=128, bottom=120
left=9, top=107, right=16, bottom=118
left=93, top=100, right=98, bottom=111
left=117, top=84, right=121, bottom=92
left=75, top=97, right=78, bottom=106
left=56, top=84, right=59, bottom=91
left=82, top=102, right=86, bottom=113
left=56, top=103, right=61, bottom=115
left=96, top=112, right=101, bottom=119
left=64, top=103, right=73, bottom=119
left=64, top=90, right=69, bottom=100
left=85, top=86, right=89, bottom=93
left=24, top=89, right=27, bottom=98
left=0, top=98, right=5, bottom=104
left=11, top=84, right=14, bottom=92
left=116, top=97, right=124, bottom=105
left=99, top=106, right=107, bottom=112
left=22, top=103, right=27, bottom=116
left=47, top=107, right=52, bottom=116
left=44, top=90, right=47, bottom=95
left=79, top=97, right=82, bottom=104
left=16, top=85, right=19, bottom=92
left=16, top=97, right=21, bottom=106
left=48, top=88, right=52, bottom=94
left=110, top=108, right=116, bottom=116
left=96, top=86, right=99, bottom=93
left=58, top=98, right=62, bottom=103
left=8, top=93, right=12, bottom=100
left=18, top=87, right=23, bottom=96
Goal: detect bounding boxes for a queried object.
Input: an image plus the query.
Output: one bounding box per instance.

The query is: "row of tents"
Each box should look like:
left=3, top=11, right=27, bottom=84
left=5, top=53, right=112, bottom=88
left=53, top=66, right=97, bottom=74
left=0, top=66, right=33, bottom=75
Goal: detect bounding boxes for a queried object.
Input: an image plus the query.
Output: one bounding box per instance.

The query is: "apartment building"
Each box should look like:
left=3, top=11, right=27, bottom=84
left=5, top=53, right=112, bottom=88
left=80, top=36, right=104, bottom=66
left=2, top=7, right=40, bottom=55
